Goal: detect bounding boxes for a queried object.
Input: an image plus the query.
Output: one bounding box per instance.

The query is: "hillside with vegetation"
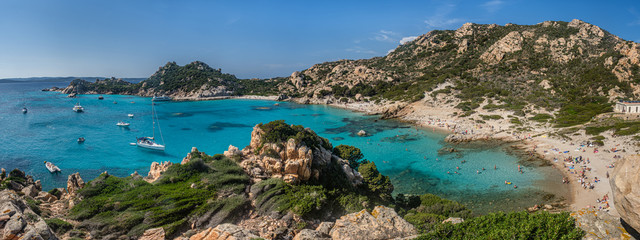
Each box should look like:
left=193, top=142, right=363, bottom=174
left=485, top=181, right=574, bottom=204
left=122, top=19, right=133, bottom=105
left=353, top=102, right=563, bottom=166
left=59, top=19, right=640, bottom=129
left=283, top=19, right=640, bottom=127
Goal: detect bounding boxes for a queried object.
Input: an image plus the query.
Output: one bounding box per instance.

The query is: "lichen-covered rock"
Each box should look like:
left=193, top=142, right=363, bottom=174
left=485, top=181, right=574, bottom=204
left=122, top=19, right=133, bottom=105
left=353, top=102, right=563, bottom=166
left=0, top=190, right=57, bottom=240
left=480, top=31, right=524, bottom=64
left=223, top=145, right=241, bottom=159
left=329, top=206, right=417, bottom=240
left=571, top=208, right=632, bottom=240
left=293, top=229, right=329, bottom=240
left=189, top=224, right=259, bottom=240
left=138, top=227, right=165, bottom=240
left=611, top=154, right=640, bottom=233
left=144, top=161, right=173, bottom=183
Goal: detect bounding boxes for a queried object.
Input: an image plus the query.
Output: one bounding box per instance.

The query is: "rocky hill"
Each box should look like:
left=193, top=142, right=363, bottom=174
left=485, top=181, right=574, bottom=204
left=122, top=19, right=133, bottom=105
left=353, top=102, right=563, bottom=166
left=57, top=19, right=640, bottom=128
left=59, top=61, right=286, bottom=100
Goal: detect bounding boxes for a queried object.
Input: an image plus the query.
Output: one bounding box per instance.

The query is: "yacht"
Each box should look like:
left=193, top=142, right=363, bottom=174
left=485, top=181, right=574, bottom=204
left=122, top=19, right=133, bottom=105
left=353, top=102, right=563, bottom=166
left=73, top=103, right=84, bottom=112
left=152, top=95, right=171, bottom=102
left=136, top=102, right=165, bottom=151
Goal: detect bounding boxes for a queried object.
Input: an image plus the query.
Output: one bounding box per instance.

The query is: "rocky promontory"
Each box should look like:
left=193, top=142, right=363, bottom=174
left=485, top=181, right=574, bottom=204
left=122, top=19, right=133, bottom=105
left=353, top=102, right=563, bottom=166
left=611, top=154, right=640, bottom=235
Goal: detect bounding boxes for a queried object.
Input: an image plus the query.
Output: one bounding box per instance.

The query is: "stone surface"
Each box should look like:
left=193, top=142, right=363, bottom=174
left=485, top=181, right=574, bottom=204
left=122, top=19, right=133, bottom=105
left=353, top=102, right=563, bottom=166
left=0, top=190, right=57, bottom=240
left=571, top=208, right=633, bottom=240
left=293, top=229, right=329, bottom=240
left=139, top=227, right=165, bottom=240
left=329, top=206, right=417, bottom=240
left=237, top=124, right=362, bottom=185
left=315, top=222, right=333, bottom=236
left=21, top=185, right=39, bottom=198
left=611, top=154, right=640, bottom=234
left=66, top=172, right=85, bottom=197
left=442, top=217, right=465, bottom=224
left=190, top=224, right=259, bottom=240
left=145, top=161, right=173, bottom=183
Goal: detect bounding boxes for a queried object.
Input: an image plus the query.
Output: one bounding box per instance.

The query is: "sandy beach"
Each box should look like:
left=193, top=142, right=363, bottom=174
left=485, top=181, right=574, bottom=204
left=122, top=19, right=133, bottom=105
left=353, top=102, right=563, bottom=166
left=319, top=97, right=637, bottom=216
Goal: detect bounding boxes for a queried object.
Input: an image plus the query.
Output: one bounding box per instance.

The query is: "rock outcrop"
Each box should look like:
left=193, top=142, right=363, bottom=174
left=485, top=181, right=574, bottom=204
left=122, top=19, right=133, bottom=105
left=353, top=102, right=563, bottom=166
left=571, top=208, right=633, bottom=240
left=327, top=206, right=417, bottom=240
left=145, top=161, right=173, bottom=183
left=0, top=190, right=57, bottom=240
left=139, top=227, right=165, bottom=240
left=189, top=224, right=259, bottom=240
left=66, top=172, right=85, bottom=197
left=611, top=154, right=640, bottom=233
left=234, top=124, right=362, bottom=185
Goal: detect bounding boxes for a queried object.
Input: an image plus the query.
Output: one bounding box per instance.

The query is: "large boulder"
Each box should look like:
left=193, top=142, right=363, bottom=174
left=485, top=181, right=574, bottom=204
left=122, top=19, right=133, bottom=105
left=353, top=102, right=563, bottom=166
left=611, top=155, right=640, bottom=233
left=238, top=124, right=362, bottom=185
left=329, top=206, right=417, bottom=240
left=189, top=224, right=259, bottom=240
left=66, top=172, right=85, bottom=197
left=139, top=227, right=165, bottom=240
left=144, top=161, right=173, bottom=183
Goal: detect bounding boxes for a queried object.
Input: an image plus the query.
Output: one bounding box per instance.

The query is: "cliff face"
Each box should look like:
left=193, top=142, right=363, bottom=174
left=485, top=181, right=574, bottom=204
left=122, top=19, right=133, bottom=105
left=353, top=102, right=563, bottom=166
left=611, top=155, right=640, bottom=234
left=224, top=124, right=362, bottom=185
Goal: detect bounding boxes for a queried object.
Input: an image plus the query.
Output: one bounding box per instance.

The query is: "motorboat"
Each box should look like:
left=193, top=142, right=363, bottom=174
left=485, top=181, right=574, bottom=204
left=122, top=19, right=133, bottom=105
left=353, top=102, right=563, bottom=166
left=73, top=103, right=84, bottom=112
left=152, top=95, right=171, bottom=102
left=128, top=114, right=134, bottom=118
left=98, top=95, right=104, bottom=100
left=77, top=137, right=85, bottom=143
left=44, top=161, right=61, bottom=173
left=22, top=107, right=27, bottom=114
left=117, top=121, right=130, bottom=127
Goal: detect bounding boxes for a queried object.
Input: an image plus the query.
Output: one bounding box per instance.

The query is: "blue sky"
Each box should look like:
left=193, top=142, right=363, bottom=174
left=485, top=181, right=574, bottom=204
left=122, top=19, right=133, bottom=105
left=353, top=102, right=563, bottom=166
left=1, top=0, right=640, bottom=79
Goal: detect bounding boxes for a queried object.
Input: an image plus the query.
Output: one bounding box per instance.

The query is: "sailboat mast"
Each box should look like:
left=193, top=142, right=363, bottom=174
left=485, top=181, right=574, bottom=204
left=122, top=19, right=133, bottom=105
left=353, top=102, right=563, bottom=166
left=152, top=101, right=156, bottom=140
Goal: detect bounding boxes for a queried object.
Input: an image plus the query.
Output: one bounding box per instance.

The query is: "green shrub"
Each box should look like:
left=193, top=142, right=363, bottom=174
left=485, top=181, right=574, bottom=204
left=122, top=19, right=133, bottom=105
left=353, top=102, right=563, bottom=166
left=416, top=211, right=584, bottom=239
left=358, top=161, right=393, bottom=199
left=333, top=145, right=365, bottom=170
left=46, top=218, right=73, bottom=235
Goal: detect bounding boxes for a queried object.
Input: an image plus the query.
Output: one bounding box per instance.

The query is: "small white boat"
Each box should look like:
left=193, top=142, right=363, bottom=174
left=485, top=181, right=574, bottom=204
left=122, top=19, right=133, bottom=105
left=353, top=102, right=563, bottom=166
left=128, top=114, right=134, bottom=118
left=77, top=137, right=85, bottom=143
left=44, top=161, right=61, bottom=173
left=136, top=137, right=165, bottom=151
left=152, top=95, right=171, bottom=102
left=117, top=121, right=130, bottom=127
left=73, top=103, right=84, bottom=112
left=22, top=107, right=27, bottom=114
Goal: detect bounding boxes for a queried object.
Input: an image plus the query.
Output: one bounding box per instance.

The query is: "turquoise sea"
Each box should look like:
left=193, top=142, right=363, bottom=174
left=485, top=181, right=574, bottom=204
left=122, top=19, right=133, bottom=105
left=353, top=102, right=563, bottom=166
left=0, top=80, right=568, bottom=214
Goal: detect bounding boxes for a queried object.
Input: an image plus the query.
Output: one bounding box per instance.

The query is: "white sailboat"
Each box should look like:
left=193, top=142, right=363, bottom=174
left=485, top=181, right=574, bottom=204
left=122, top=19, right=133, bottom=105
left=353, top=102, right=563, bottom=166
left=136, top=102, right=165, bottom=151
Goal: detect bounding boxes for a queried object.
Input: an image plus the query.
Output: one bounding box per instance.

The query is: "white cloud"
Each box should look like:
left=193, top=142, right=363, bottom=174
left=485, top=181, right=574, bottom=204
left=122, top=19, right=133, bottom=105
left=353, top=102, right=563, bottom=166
left=346, top=46, right=377, bottom=54
left=372, top=30, right=398, bottom=42
left=481, top=0, right=504, bottom=13
left=423, top=3, right=465, bottom=29
left=399, top=36, right=418, bottom=45
left=387, top=49, right=395, bottom=55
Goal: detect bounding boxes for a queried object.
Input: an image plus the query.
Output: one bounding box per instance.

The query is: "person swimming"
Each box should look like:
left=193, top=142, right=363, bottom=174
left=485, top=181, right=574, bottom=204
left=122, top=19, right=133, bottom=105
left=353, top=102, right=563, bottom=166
left=494, top=165, right=497, bottom=170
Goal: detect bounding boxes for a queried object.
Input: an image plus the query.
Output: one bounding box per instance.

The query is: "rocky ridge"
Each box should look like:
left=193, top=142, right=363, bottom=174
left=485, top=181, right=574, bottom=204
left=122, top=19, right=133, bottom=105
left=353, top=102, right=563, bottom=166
left=611, top=154, right=640, bottom=235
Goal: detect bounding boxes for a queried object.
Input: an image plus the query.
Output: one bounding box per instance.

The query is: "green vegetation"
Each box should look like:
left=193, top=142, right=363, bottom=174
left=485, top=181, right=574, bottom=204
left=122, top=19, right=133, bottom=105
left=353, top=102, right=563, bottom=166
left=415, top=211, right=584, bottom=239
left=585, top=120, right=640, bottom=136
left=358, top=161, right=394, bottom=199
left=403, top=194, right=471, bottom=233
left=529, top=113, right=554, bottom=122
left=258, top=120, right=332, bottom=150
left=480, top=114, right=503, bottom=120
left=46, top=218, right=73, bottom=235
left=332, top=144, right=365, bottom=170
left=68, top=152, right=250, bottom=238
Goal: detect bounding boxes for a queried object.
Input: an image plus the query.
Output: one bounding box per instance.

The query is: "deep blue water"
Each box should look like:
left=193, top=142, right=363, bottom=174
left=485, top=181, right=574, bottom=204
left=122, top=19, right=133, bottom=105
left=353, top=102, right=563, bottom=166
left=0, top=80, right=568, bottom=213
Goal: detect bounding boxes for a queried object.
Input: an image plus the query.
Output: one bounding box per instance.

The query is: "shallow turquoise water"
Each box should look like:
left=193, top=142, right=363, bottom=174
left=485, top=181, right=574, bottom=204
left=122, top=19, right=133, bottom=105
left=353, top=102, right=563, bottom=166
left=0, top=81, right=567, bottom=213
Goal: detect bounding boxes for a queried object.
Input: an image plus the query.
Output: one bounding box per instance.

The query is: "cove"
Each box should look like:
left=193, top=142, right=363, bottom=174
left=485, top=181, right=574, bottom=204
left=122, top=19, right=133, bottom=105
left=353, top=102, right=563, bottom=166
left=0, top=82, right=568, bottom=214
